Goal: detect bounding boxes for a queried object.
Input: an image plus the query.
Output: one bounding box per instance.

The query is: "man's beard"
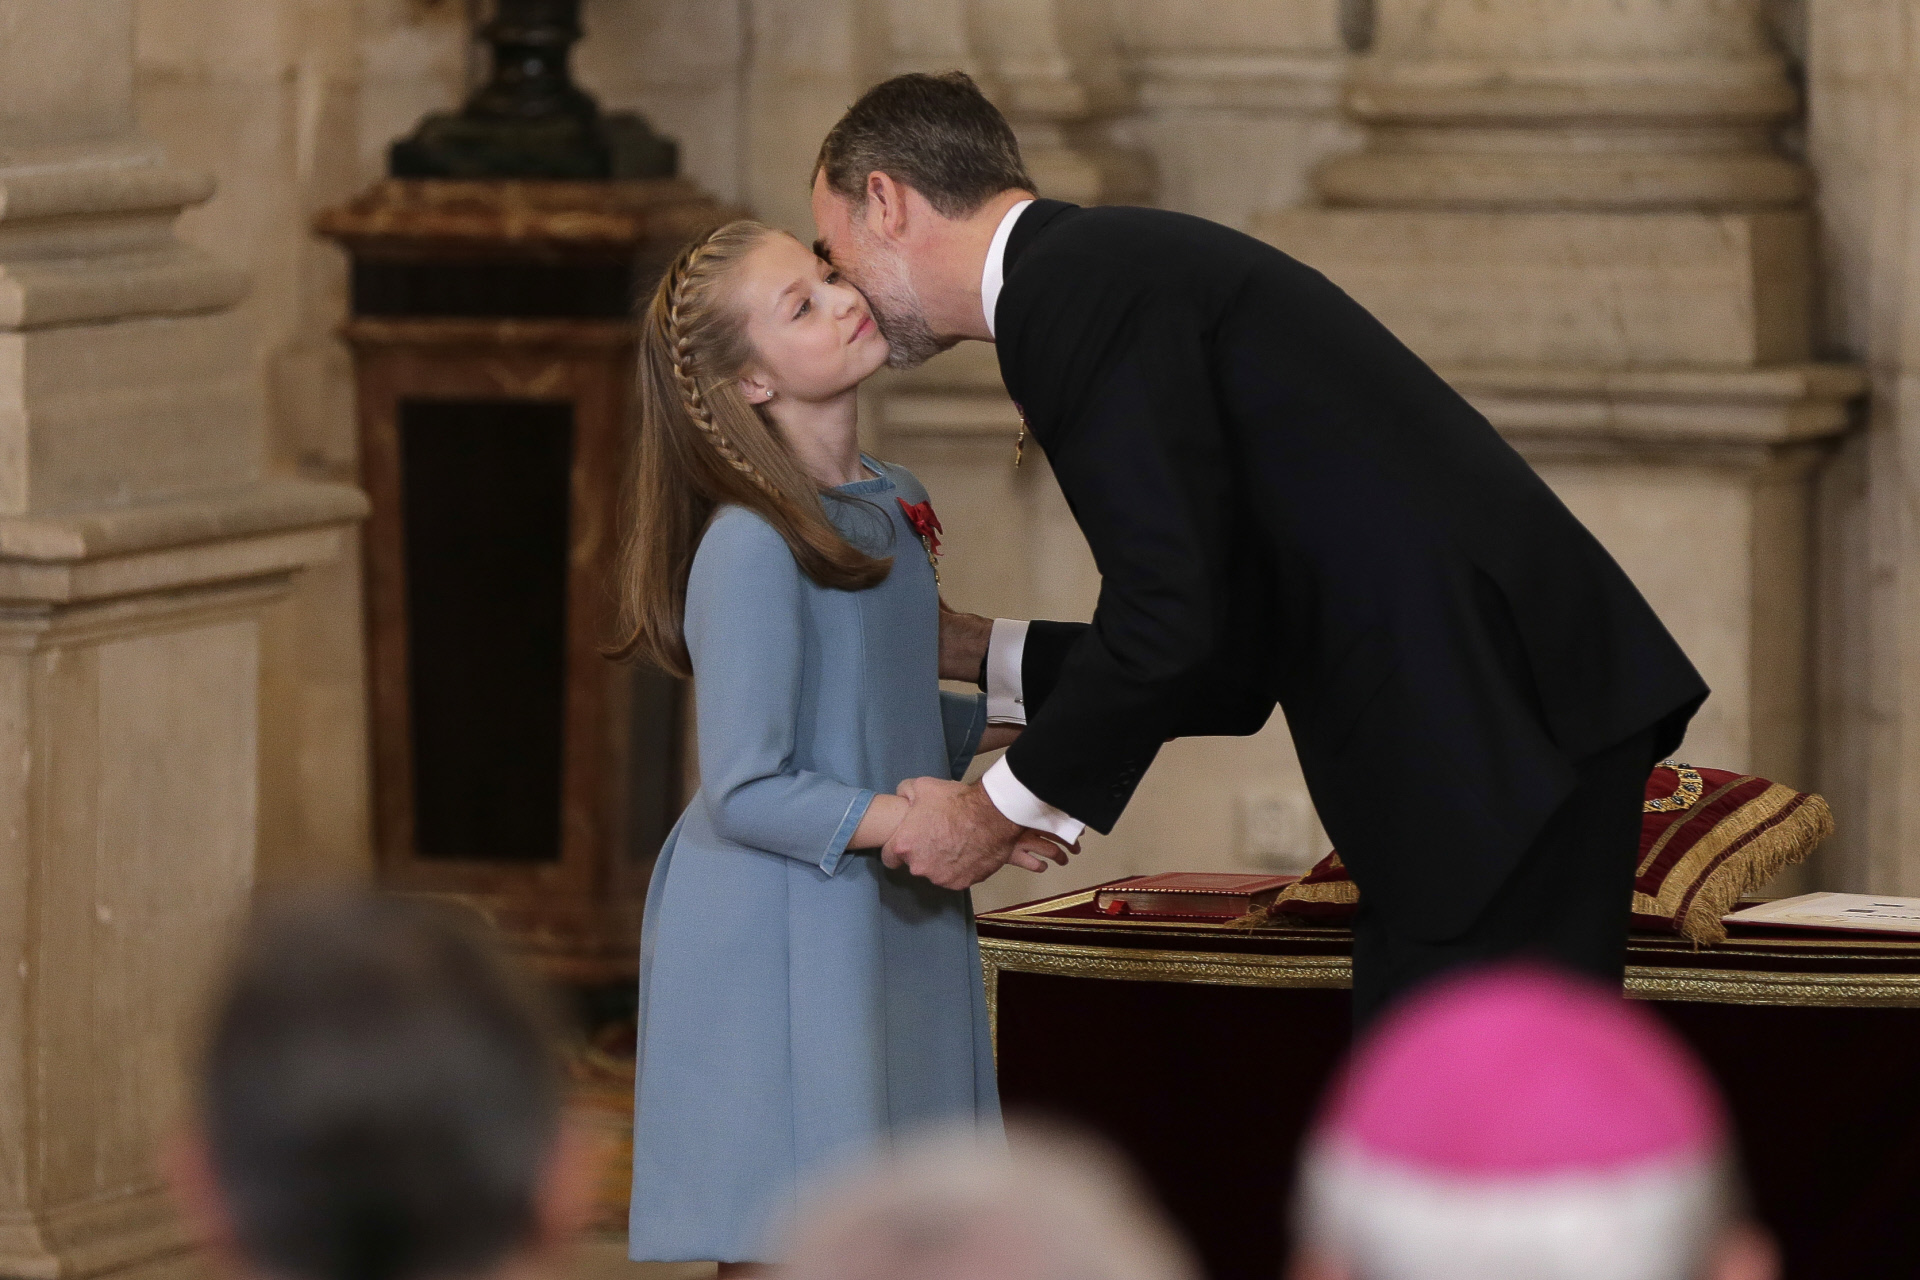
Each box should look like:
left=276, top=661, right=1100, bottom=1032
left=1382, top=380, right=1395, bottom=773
left=851, top=229, right=956, bottom=370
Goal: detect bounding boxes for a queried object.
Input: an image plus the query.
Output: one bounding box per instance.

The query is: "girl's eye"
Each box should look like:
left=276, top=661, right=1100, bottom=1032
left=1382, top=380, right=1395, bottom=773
left=795, top=298, right=811, bottom=319
left=825, top=270, right=842, bottom=284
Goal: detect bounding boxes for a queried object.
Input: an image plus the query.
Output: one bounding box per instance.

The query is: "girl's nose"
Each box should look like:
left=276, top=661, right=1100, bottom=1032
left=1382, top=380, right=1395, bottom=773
left=829, top=282, right=862, bottom=317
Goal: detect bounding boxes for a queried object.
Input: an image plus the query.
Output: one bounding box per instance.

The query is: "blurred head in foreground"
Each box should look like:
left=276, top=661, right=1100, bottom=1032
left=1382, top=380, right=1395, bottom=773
left=171, top=894, right=587, bottom=1280
left=1292, top=965, right=1777, bottom=1280
left=776, top=1123, right=1199, bottom=1280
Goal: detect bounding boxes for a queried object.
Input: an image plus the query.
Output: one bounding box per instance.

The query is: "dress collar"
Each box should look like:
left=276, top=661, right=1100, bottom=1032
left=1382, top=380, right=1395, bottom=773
left=980, top=198, right=1034, bottom=339
left=830, top=454, right=894, bottom=494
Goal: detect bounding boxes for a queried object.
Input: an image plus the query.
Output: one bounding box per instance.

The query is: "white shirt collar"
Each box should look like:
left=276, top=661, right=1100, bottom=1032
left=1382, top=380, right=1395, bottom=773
left=980, top=198, right=1034, bottom=339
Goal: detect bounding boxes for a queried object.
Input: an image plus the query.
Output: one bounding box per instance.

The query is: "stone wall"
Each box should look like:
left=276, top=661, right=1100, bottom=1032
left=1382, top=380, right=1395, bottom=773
left=1, top=0, right=366, bottom=1271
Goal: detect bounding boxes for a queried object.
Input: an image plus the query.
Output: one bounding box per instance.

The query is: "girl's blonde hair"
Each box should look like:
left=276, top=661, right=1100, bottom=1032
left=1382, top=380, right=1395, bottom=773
left=611, top=220, right=892, bottom=675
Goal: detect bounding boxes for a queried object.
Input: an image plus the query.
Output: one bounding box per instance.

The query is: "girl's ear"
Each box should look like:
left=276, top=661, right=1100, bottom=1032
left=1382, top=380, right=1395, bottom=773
left=737, top=371, right=776, bottom=404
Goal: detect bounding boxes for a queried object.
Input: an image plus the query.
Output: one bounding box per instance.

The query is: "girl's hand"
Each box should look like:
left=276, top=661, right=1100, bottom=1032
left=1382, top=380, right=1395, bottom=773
left=849, top=793, right=908, bottom=850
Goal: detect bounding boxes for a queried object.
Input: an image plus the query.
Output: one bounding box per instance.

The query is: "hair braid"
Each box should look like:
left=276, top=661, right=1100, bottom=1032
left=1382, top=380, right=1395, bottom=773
left=664, top=241, right=781, bottom=499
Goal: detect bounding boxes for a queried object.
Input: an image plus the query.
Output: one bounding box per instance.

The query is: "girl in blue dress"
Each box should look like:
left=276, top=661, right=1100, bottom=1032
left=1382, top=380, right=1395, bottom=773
left=614, top=222, right=1065, bottom=1275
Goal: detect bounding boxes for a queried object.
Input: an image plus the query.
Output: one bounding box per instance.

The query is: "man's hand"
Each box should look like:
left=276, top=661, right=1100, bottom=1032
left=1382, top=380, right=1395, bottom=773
left=937, top=601, right=993, bottom=684
left=882, top=777, right=1073, bottom=889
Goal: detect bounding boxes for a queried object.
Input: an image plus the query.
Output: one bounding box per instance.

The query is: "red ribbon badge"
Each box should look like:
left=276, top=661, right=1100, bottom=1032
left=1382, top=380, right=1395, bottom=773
left=897, top=498, right=943, bottom=556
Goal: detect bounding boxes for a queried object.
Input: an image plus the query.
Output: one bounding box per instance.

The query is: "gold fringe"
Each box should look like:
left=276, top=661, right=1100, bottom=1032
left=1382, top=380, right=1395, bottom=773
left=1672, top=793, right=1834, bottom=945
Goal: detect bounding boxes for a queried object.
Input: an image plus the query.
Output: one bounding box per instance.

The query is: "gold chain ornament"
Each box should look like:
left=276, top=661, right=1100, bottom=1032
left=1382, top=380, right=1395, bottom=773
left=1644, top=760, right=1705, bottom=813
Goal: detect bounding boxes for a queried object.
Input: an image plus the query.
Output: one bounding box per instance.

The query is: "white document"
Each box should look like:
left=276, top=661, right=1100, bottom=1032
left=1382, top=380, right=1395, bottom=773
left=1723, top=892, right=1920, bottom=935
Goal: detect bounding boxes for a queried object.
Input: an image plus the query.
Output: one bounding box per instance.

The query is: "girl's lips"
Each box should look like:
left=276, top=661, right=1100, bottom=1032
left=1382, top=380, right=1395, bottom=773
left=850, top=315, right=872, bottom=342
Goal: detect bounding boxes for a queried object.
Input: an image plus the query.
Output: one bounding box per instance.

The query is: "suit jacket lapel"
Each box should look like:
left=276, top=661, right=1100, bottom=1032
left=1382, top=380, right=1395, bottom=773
left=997, top=199, right=1079, bottom=438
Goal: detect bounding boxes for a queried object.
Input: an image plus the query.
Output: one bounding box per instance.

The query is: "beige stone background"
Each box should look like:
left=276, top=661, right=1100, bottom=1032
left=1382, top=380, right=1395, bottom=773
left=9, top=0, right=1920, bottom=1277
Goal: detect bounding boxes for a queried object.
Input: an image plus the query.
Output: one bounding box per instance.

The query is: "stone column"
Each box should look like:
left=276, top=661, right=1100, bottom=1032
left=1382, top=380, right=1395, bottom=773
left=1122, top=0, right=1360, bottom=230
left=969, top=0, right=1151, bottom=205
left=1804, top=0, right=1920, bottom=893
left=1261, top=0, right=1861, bottom=825
left=0, top=2, right=365, bottom=1276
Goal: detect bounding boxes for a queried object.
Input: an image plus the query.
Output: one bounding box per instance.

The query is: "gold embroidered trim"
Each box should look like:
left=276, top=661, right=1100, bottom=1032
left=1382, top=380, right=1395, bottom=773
left=1637, top=774, right=1754, bottom=878
left=977, top=938, right=1920, bottom=1051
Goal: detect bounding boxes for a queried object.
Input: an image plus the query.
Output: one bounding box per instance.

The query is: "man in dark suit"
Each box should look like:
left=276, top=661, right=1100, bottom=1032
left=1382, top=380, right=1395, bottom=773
left=810, top=72, right=1707, bottom=1021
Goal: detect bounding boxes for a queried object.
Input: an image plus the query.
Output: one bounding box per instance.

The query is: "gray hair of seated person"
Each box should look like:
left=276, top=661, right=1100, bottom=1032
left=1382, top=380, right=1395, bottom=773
left=774, top=1122, right=1200, bottom=1280
left=198, top=893, right=562, bottom=1280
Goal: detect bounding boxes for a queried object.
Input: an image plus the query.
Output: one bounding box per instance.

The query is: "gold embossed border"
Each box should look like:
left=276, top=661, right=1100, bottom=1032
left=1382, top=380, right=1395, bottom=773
left=1625, top=965, right=1920, bottom=1008
left=979, top=936, right=1352, bottom=1058
left=980, top=937, right=1920, bottom=1057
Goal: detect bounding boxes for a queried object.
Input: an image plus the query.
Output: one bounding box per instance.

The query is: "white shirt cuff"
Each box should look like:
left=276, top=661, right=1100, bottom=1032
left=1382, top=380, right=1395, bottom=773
left=986, top=618, right=1029, bottom=725
left=982, top=757, right=1086, bottom=845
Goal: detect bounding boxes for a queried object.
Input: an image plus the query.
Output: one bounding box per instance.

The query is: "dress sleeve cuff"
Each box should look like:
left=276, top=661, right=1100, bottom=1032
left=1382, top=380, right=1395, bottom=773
left=986, top=618, right=1029, bottom=725
left=819, top=788, right=877, bottom=876
left=950, top=694, right=987, bottom=780
left=981, top=757, right=1085, bottom=844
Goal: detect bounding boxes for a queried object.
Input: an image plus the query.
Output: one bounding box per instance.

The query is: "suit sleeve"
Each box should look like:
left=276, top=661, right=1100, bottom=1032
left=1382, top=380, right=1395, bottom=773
left=1018, top=620, right=1088, bottom=715
left=685, top=511, right=875, bottom=871
left=1000, top=289, right=1247, bottom=832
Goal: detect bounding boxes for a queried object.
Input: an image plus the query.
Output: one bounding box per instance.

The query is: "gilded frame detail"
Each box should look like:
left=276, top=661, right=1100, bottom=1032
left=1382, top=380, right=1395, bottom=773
left=979, top=934, right=1920, bottom=1055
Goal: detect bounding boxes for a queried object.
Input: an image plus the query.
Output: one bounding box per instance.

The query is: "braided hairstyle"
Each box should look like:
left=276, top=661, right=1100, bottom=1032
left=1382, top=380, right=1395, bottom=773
left=612, top=221, right=893, bottom=676
left=661, top=234, right=780, bottom=499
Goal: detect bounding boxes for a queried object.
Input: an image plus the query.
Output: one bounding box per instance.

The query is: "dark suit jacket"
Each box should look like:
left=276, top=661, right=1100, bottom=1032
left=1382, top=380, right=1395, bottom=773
left=996, top=199, right=1707, bottom=941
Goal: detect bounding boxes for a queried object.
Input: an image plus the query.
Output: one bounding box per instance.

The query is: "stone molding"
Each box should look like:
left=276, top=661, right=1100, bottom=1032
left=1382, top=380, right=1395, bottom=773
left=0, top=524, right=347, bottom=611
left=1133, top=51, right=1348, bottom=114
left=1449, top=364, right=1864, bottom=456
left=0, top=476, right=365, bottom=562
left=0, top=149, right=248, bottom=329
left=0, top=1185, right=191, bottom=1280
left=1257, top=208, right=1814, bottom=367
left=1321, top=0, right=1806, bottom=211
left=875, top=363, right=1863, bottom=459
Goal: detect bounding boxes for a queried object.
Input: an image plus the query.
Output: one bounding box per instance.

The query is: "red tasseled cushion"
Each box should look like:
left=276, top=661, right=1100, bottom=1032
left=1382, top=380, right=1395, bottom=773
left=1263, top=762, right=1833, bottom=945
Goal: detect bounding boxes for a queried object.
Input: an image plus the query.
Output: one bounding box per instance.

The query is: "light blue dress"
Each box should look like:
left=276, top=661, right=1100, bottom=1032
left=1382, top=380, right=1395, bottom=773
left=627, top=459, right=1000, bottom=1265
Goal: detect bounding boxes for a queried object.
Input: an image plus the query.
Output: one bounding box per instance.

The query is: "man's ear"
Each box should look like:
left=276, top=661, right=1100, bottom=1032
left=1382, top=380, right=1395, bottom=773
left=863, top=171, right=911, bottom=243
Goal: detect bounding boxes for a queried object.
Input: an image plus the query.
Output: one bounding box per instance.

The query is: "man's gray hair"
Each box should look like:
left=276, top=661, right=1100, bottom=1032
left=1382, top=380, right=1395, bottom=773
left=814, top=71, right=1034, bottom=217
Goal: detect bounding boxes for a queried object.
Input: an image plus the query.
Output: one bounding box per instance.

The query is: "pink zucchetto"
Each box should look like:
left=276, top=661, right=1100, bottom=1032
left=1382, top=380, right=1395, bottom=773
left=1321, top=963, right=1726, bottom=1175
left=1294, top=966, right=1742, bottom=1280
